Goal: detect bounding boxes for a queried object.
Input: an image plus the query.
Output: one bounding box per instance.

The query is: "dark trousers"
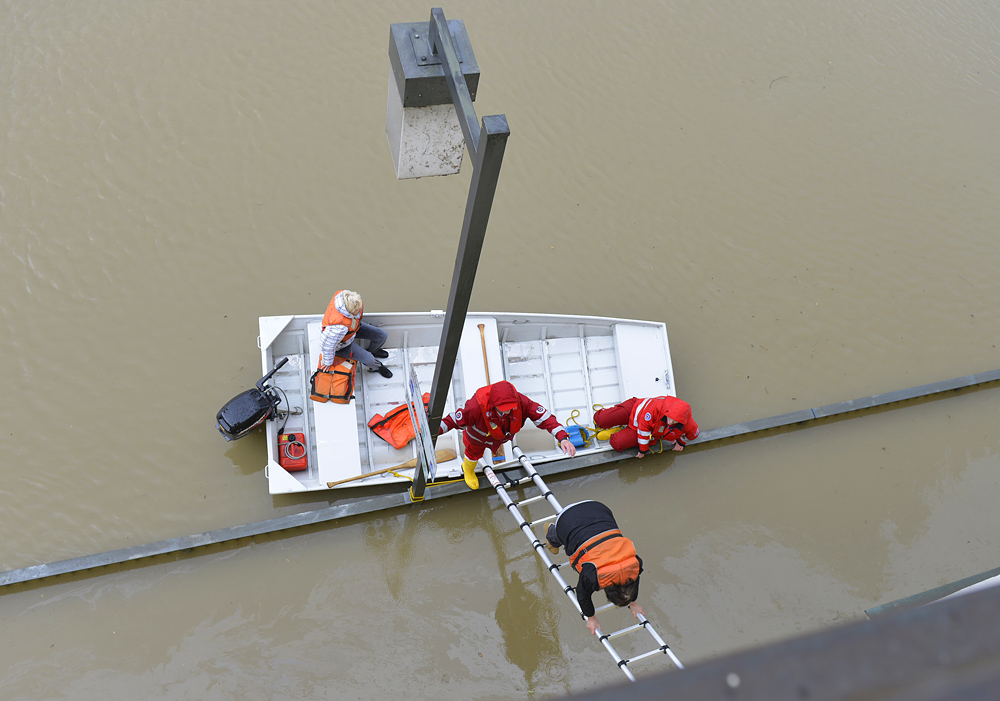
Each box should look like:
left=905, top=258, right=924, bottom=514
left=335, top=322, right=387, bottom=370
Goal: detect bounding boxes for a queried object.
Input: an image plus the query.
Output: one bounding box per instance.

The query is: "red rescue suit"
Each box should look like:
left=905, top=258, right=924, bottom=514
left=595, top=396, right=699, bottom=454
left=440, top=381, right=570, bottom=461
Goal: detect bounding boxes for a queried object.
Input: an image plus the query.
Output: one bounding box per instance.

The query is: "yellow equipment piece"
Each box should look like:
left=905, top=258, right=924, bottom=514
left=595, top=426, right=623, bottom=441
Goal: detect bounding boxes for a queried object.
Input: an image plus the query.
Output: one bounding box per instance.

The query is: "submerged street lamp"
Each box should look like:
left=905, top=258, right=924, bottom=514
left=386, top=14, right=480, bottom=179
left=386, top=8, right=509, bottom=500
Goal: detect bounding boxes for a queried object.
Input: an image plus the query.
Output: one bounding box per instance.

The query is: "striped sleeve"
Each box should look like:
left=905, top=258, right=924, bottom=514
left=319, top=324, right=349, bottom=366
left=632, top=398, right=655, bottom=452
left=440, top=397, right=476, bottom=434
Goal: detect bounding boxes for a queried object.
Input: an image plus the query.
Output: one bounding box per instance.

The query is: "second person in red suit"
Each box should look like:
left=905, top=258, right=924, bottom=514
left=439, top=380, right=577, bottom=489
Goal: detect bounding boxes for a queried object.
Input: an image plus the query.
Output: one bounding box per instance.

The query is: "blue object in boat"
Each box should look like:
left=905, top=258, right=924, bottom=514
left=566, top=425, right=588, bottom=448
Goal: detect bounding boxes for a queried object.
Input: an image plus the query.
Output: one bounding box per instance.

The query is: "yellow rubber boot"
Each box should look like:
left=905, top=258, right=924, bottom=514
left=462, top=458, right=480, bottom=490
left=596, top=426, right=623, bottom=441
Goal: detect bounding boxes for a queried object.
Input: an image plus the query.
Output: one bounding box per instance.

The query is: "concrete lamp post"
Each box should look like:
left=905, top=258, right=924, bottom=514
left=386, top=8, right=510, bottom=500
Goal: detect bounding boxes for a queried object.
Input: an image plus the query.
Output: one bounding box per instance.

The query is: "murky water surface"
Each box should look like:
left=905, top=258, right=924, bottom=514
left=2, top=1, right=999, bottom=698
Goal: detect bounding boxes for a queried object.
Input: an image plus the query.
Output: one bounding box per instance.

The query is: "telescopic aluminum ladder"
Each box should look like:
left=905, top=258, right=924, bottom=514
left=482, top=445, right=684, bottom=682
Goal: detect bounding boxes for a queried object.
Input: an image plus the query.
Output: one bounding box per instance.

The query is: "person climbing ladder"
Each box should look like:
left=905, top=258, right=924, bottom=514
left=544, top=500, right=644, bottom=636
left=481, top=447, right=685, bottom=681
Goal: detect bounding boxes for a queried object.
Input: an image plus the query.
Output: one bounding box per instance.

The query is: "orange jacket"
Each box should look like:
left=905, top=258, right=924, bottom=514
left=368, top=393, right=430, bottom=450
left=322, top=290, right=362, bottom=351
left=570, top=529, right=642, bottom=589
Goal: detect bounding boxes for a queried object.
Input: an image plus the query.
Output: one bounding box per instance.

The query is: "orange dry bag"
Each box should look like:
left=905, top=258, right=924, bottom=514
left=310, top=357, right=356, bottom=404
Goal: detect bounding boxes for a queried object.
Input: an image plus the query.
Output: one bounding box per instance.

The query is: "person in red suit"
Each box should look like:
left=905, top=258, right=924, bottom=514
left=439, top=380, right=577, bottom=489
left=594, top=396, right=698, bottom=458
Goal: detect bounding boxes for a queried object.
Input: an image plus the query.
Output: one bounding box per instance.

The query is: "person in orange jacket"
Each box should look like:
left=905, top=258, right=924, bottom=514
left=439, top=380, right=577, bottom=489
left=320, top=289, right=392, bottom=378
left=544, top=500, right=644, bottom=635
left=594, top=396, right=699, bottom=458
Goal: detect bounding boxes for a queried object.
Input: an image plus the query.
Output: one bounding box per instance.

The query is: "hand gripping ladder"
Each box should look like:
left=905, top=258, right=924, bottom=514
left=482, top=445, right=684, bottom=682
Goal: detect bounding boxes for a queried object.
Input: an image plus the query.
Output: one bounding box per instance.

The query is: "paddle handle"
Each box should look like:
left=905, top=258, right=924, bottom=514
left=478, top=323, right=491, bottom=383
left=326, top=448, right=457, bottom=488
left=477, top=323, right=504, bottom=461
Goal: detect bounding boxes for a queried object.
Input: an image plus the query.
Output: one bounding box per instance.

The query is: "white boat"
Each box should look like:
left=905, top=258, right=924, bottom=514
left=256, top=311, right=676, bottom=495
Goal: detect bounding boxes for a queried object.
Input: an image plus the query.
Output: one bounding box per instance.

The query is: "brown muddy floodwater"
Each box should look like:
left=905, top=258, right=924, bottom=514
left=2, top=1, right=999, bottom=699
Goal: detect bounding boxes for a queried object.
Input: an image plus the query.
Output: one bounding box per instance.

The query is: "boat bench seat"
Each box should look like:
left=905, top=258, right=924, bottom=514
left=306, top=321, right=363, bottom=485
left=613, top=323, right=674, bottom=399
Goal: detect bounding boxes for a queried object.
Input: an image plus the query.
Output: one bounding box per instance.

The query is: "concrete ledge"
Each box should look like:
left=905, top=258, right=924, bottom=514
left=3, top=367, right=999, bottom=590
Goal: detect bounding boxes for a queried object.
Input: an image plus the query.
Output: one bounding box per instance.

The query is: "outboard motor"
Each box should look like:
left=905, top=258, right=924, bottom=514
left=216, top=357, right=289, bottom=441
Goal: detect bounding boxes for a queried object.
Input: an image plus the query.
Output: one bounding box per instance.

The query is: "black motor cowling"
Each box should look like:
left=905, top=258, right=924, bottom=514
left=216, top=357, right=288, bottom=441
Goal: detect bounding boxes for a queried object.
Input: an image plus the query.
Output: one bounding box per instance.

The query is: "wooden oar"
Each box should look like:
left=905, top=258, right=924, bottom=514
left=326, top=448, right=457, bottom=488
left=478, top=323, right=505, bottom=461
left=479, top=323, right=491, bottom=383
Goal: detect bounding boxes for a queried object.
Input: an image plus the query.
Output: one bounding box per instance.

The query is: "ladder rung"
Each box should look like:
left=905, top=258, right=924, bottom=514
left=593, top=602, right=617, bottom=613
left=627, top=648, right=667, bottom=665
left=528, top=515, right=554, bottom=527
left=515, top=495, right=548, bottom=508
left=606, top=622, right=645, bottom=640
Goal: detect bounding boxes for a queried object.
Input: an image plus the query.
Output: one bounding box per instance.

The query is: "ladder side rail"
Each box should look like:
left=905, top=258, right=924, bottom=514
left=594, top=598, right=685, bottom=672
left=636, top=613, right=685, bottom=669
left=594, top=626, right=637, bottom=681
left=483, top=464, right=579, bottom=604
